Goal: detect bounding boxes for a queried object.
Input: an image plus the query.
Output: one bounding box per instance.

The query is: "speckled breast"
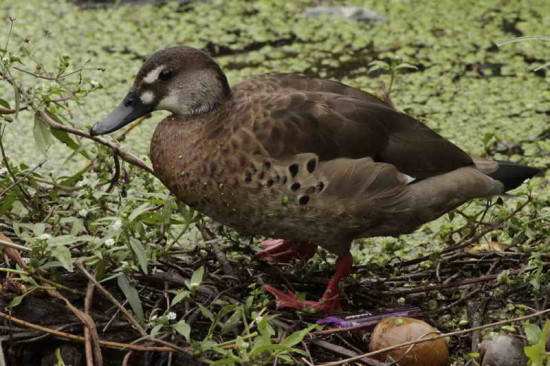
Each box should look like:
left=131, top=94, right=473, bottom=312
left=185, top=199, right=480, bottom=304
left=149, top=116, right=349, bottom=243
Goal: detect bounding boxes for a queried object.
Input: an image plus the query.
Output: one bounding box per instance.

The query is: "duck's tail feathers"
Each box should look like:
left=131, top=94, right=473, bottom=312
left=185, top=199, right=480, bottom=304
left=488, top=161, right=542, bottom=192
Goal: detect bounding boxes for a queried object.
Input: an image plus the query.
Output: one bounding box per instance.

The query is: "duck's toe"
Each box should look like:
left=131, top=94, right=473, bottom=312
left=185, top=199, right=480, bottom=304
left=263, top=285, right=340, bottom=312
left=256, top=239, right=317, bottom=263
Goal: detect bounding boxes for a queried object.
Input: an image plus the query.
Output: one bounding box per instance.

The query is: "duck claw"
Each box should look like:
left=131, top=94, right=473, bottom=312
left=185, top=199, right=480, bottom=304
left=256, top=239, right=317, bottom=263
left=263, top=285, right=340, bottom=312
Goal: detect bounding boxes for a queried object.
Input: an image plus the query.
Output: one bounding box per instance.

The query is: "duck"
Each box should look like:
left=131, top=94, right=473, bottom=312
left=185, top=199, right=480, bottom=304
left=90, top=46, right=540, bottom=312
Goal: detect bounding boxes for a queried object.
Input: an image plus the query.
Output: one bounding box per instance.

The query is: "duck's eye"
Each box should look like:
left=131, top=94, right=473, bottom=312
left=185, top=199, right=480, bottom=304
left=158, top=69, right=174, bottom=80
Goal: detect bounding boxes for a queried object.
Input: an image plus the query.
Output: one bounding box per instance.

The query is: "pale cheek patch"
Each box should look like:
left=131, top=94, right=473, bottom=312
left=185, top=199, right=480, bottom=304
left=143, top=65, right=166, bottom=84
left=157, top=92, right=183, bottom=113
left=140, top=91, right=155, bottom=104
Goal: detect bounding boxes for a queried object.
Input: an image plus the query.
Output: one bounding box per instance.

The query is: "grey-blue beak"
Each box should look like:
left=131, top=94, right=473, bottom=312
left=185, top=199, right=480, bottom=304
left=90, top=91, right=153, bottom=136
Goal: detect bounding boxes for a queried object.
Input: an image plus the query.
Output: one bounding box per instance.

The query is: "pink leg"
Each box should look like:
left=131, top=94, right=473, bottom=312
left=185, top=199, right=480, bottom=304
left=264, top=254, right=353, bottom=312
left=255, top=239, right=318, bottom=264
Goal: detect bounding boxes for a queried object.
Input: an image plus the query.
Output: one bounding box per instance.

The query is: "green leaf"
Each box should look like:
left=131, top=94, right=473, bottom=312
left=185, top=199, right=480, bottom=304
left=128, top=238, right=148, bottom=274
left=117, top=275, right=144, bottom=323
left=209, top=357, right=244, bottom=366
left=282, top=324, right=317, bottom=348
left=0, top=99, right=10, bottom=108
left=524, top=323, right=542, bottom=345
left=33, top=114, right=52, bottom=154
left=394, top=62, right=419, bottom=72
left=171, top=290, right=190, bottom=307
left=198, top=303, right=215, bottom=322
left=51, top=128, right=89, bottom=159
left=128, top=203, right=153, bottom=223
left=55, top=348, right=67, bottom=366
left=150, top=323, right=163, bottom=338
left=8, top=290, right=33, bottom=308
left=220, top=309, right=241, bottom=335
left=0, top=191, right=17, bottom=216
left=188, top=266, right=204, bottom=289
left=50, top=245, right=73, bottom=272
left=368, top=60, right=390, bottom=72
left=524, top=320, right=549, bottom=366
left=174, top=320, right=191, bottom=341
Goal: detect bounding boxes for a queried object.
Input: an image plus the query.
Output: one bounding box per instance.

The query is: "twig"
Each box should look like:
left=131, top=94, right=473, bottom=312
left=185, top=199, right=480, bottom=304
left=310, top=339, right=386, bottom=366
left=106, top=151, right=120, bottom=193
left=0, top=311, right=177, bottom=352
left=45, top=288, right=104, bottom=366
left=0, top=105, right=29, bottom=114
left=122, top=351, right=134, bottom=366
left=84, top=278, right=103, bottom=366
left=198, top=223, right=236, bottom=277
left=76, top=261, right=147, bottom=336
left=1, top=65, right=154, bottom=175
left=0, top=238, right=31, bottom=252
left=314, top=307, right=550, bottom=366
left=0, top=340, right=5, bottom=366
left=399, top=197, right=532, bottom=267
left=76, top=262, right=191, bottom=355
left=39, top=111, right=154, bottom=175
left=382, top=264, right=546, bottom=296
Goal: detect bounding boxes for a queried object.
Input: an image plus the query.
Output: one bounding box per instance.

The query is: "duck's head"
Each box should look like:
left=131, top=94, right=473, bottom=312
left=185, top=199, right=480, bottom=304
left=90, top=46, right=230, bottom=136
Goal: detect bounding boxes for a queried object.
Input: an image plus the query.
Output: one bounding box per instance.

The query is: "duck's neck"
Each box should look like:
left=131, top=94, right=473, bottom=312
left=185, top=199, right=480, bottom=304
left=189, top=66, right=231, bottom=117
left=187, top=91, right=231, bottom=118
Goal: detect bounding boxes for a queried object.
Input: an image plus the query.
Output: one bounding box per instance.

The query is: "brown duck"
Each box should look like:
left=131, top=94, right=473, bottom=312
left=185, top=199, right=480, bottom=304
left=91, top=46, right=540, bottom=312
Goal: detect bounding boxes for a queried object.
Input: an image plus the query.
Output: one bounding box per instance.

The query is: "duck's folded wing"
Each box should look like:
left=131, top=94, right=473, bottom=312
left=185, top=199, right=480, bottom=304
left=252, top=91, right=473, bottom=180
left=235, top=73, right=390, bottom=107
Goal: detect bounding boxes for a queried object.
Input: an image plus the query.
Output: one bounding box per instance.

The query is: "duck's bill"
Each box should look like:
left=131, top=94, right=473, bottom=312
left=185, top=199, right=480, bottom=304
left=90, top=91, right=153, bottom=136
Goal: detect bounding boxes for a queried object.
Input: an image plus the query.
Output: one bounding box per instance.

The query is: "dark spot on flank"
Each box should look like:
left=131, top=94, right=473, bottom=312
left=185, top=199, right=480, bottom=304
left=289, top=164, right=299, bottom=177
left=245, top=172, right=252, bottom=183
left=317, top=182, right=325, bottom=191
left=307, top=159, right=316, bottom=173
left=258, top=171, right=265, bottom=180
left=291, top=182, right=301, bottom=191
left=266, top=179, right=274, bottom=187
left=299, top=196, right=310, bottom=205
left=263, top=161, right=271, bottom=170
left=238, top=154, right=247, bottom=167
left=273, top=175, right=280, bottom=182
left=271, top=109, right=286, bottom=119
left=209, top=161, right=218, bottom=174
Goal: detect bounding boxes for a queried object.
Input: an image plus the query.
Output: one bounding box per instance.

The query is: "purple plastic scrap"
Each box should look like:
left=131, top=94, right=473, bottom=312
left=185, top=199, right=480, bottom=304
left=317, top=307, right=421, bottom=329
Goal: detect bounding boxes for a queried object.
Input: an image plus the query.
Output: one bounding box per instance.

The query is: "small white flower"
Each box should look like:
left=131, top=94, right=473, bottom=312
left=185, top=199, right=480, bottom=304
left=104, top=238, right=115, bottom=247
left=1, top=56, right=10, bottom=63
left=78, top=209, right=87, bottom=217
left=38, top=233, right=51, bottom=240
left=0, top=167, right=7, bottom=175
left=166, top=312, right=177, bottom=321
left=255, top=315, right=263, bottom=323
left=112, top=220, right=122, bottom=231
left=90, top=79, right=99, bottom=87
left=151, top=314, right=158, bottom=321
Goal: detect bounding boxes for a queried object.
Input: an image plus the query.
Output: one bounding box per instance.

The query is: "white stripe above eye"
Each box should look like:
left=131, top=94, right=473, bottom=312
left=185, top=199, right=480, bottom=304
left=140, top=91, right=155, bottom=104
left=143, top=65, right=166, bottom=84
